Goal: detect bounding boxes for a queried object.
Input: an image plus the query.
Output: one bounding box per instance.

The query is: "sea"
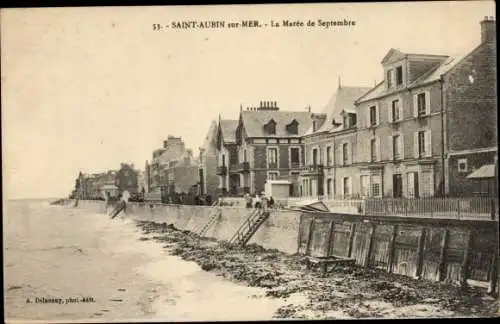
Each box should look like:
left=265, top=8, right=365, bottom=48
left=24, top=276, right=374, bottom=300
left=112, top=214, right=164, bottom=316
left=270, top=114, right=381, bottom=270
left=3, top=199, right=290, bottom=323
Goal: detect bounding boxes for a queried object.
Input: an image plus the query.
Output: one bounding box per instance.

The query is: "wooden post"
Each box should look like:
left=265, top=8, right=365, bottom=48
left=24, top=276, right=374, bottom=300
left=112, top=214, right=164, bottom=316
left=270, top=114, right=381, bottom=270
left=437, top=229, right=449, bottom=282
left=325, top=220, right=336, bottom=257
left=415, top=228, right=427, bottom=279
left=488, top=228, right=499, bottom=297
left=460, top=230, right=473, bottom=288
left=346, top=223, right=357, bottom=258
left=296, top=214, right=303, bottom=254
left=387, top=224, right=398, bottom=273
left=364, top=223, right=376, bottom=267
left=305, top=217, right=316, bottom=256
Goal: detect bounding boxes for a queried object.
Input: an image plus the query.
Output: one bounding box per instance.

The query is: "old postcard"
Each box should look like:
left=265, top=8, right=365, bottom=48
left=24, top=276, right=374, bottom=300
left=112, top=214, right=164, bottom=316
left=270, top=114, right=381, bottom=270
left=2, top=1, right=498, bottom=322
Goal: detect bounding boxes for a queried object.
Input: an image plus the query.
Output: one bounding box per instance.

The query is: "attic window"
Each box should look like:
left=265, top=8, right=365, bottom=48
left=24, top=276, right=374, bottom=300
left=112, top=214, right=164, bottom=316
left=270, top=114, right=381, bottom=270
left=264, top=119, right=276, bottom=134
left=286, top=119, right=299, bottom=134
left=396, top=66, right=403, bottom=85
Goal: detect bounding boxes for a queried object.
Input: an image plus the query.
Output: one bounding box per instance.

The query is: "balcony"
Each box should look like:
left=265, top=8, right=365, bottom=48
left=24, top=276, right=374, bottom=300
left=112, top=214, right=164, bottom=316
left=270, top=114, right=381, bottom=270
left=300, top=164, right=324, bottom=176
left=232, top=162, right=250, bottom=173
left=216, top=165, right=227, bottom=176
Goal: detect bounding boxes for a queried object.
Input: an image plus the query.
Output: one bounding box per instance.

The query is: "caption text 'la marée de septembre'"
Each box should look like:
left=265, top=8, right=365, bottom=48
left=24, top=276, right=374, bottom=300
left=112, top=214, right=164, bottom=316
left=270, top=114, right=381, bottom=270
left=152, top=19, right=356, bottom=31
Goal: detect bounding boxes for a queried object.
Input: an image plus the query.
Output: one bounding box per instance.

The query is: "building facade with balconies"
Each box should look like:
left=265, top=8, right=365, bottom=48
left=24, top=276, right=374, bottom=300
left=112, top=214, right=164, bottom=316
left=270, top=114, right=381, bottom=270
left=229, top=101, right=314, bottom=196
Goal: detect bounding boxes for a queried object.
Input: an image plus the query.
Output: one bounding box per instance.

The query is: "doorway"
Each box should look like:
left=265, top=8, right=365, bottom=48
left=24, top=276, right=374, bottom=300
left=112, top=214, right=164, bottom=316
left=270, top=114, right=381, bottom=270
left=393, top=174, right=403, bottom=198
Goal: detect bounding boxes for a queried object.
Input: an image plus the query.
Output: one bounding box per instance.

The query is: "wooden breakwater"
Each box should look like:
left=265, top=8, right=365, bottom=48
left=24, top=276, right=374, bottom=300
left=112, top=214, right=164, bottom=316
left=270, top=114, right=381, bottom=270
left=298, top=211, right=499, bottom=294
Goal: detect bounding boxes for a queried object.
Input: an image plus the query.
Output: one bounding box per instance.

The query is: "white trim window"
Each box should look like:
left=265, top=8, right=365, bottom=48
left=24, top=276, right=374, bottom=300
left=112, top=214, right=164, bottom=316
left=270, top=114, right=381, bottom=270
left=413, top=90, right=431, bottom=118
left=458, top=158, right=468, bottom=173
left=341, top=142, right=350, bottom=166
left=389, top=133, right=404, bottom=160
left=267, top=146, right=279, bottom=169
left=326, top=145, right=333, bottom=167
left=414, top=130, right=432, bottom=158
left=311, top=145, right=321, bottom=166
left=389, top=98, right=403, bottom=122
left=289, top=146, right=301, bottom=169
left=342, top=176, right=351, bottom=197
left=368, top=104, right=379, bottom=127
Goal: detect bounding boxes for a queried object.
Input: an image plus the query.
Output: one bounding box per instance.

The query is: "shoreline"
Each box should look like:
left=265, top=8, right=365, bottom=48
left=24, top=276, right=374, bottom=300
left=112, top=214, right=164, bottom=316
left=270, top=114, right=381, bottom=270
left=135, top=220, right=499, bottom=319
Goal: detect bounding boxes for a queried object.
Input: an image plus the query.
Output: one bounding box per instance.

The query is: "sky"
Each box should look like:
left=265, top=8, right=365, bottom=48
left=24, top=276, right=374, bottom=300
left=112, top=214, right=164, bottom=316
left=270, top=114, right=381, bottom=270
left=1, top=1, right=496, bottom=199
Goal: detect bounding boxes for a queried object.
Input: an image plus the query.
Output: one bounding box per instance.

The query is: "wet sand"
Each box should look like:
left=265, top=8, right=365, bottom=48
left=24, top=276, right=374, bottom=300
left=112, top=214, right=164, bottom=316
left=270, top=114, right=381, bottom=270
left=136, top=220, right=500, bottom=320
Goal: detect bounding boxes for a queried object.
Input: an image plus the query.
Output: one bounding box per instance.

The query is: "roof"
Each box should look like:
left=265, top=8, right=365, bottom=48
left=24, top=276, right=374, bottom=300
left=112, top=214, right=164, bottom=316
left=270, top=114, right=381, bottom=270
left=240, top=110, right=313, bottom=138
left=467, top=164, right=496, bottom=179
left=305, top=86, right=371, bottom=135
left=288, top=200, right=330, bottom=212
left=201, top=119, right=218, bottom=150
left=357, top=45, right=482, bottom=103
left=219, top=119, right=239, bottom=143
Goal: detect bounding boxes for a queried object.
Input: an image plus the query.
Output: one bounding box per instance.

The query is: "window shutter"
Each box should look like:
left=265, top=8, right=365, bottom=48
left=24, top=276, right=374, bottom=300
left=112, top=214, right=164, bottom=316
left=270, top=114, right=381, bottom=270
left=339, top=146, right=343, bottom=166
left=399, top=134, right=404, bottom=160
left=425, top=130, right=432, bottom=157
left=388, top=101, right=393, bottom=123
left=348, top=144, right=351, bottom=165
left=413, top=132, right=419, bottom=158
left=348, top=177, right=352, bottom=196
left=388, top=135, right=394, bottom=160
left=376, top=137, right=382, bottom=161
left=366, top=107, right=371, bottom=128
left=399, top=99, right=403, bottom=121
left=413, top=94, right=418, bottom=118
left=376, top=104, right=380, bottom=125
left=425, top=91, right=431, bottom=116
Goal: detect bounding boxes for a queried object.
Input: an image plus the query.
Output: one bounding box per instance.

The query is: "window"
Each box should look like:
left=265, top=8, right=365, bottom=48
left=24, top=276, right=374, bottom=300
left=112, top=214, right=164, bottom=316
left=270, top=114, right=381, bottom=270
left=342, top=143, right=349, bottom=165
left=387, top=69, right=393, bottom=88
left=326, top=146, right=332, bottom=166
left=417, top=93, right=426, bottom=117
left=370, top=138, right=377, bottom=162
left=312, top=148, right=319, bottom=166
left=290, top=147, right=300, bottom=167
left=327, top=179, right=332, bottom=195
left=343, top=177, right=350, bottom=197
left=371, top=175, right=382, bottom=197
left=268, top=172, right=278, bottom=181
left=265, top=120, right=276, bottom=134
left=124, top=170, right=129, bottom=177
left=222, top=154, right=226, bottom=166
left=458, top=158, right=468, bottom=173
left=396, top=66, right=403, bottom=85
left=391, top=100, right=400, bottom=122
left=286, top=120, right=299, bottom=134
left=418, top=131, right=426, bottom=157
left=267, top=148, right=278, bottom=168
left=361, top=175, right=370, bottom=197
left=312, top=120, right=317, bottom=132
left=393, top=135, right=401, bottom=160
left=369, top=106, right=378, bottom=126
left=243, top=149, right=247, bottom=162
left=343, top=115, right=350, bottom=128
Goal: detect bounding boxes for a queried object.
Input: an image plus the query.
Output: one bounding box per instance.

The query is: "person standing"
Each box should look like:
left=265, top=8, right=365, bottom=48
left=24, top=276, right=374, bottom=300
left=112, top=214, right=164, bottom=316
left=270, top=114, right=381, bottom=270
left=245, top=193, right=253, bottom=208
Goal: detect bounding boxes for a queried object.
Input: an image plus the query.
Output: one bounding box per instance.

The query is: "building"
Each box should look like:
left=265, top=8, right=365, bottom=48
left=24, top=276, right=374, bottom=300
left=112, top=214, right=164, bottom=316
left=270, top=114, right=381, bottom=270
left=199, top=119, right=219, bottom=198
left=216, top=101, right=314, bottom=196
left=301, top=84, right=371, bottom=198
left=116, top=163, right=139, bottom=194
left=299, top=17, right=496, bottom=200
left=215, top=118, right=239, bottom=196
left=165, top=149, right=200, bottom=194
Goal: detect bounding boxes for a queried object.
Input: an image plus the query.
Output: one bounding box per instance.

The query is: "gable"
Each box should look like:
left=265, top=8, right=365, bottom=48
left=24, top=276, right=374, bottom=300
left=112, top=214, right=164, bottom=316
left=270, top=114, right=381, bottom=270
left=381, top=48, right=405, bottom=65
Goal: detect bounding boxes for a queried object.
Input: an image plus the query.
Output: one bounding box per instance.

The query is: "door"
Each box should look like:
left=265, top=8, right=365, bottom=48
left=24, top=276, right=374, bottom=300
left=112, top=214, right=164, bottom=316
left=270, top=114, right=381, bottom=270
left=393, top=174, right=403, bottom=198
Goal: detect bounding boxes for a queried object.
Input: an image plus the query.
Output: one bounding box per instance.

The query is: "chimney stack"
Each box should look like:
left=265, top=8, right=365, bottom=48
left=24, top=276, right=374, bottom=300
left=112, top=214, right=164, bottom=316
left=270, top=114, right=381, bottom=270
left=481, top=16, right=496, bottom=43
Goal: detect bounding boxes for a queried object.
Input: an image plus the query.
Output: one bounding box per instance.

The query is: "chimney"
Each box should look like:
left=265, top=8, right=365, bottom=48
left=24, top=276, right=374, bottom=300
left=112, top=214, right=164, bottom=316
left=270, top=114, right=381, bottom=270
left=481, top=16, right=496, bottom=43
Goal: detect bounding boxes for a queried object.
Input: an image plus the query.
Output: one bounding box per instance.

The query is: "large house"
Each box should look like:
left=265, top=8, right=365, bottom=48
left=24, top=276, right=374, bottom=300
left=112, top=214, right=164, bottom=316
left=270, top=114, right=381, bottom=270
left=301, top=84, right=371, bottom=198
left=299, top=16, right=497, bottom=199
left=216, top=101, right=314, bottom=196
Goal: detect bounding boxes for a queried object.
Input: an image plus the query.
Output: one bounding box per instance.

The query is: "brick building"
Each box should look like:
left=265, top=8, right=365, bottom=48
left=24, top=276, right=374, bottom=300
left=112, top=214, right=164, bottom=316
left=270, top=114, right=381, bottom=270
left=216, top=101, right=313, bottom=196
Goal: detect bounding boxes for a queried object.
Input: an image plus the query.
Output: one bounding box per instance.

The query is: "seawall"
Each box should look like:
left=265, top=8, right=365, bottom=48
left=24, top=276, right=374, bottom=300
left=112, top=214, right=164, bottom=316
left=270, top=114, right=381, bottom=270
left=76, top=200, right=300, bottom=255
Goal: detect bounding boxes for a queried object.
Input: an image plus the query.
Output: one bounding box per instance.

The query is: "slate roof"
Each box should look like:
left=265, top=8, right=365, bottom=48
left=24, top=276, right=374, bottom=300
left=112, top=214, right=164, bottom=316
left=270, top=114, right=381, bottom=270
left=240, top=110, right=313, bottom=138
left=219, top=119, right=239, bottom=143
left=305, top=86, right=371, bottom=135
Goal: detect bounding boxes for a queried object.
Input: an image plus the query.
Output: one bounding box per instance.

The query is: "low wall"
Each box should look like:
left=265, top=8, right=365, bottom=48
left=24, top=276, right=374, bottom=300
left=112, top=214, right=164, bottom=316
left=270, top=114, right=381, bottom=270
left=73, top=200, right=300, bottom=255
left=298, top=212, right=499, bottom=290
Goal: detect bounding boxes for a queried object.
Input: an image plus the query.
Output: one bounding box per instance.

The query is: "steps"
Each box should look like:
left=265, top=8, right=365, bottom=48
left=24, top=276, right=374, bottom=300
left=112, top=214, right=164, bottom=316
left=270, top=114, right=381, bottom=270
left=191, top=200, right=221, bottom=237
left=229, top=208, right=270, bottom=246
left=109, top=201, right=126, bottom=219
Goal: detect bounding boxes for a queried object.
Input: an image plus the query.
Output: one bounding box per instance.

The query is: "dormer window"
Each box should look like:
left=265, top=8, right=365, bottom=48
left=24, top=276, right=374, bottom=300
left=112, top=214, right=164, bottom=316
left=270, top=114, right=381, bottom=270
left=286, top=119, right=299, bottom=135
left=387, top=69, right=393, bottom=88
left=264, top=119, right=276, bottom=134
left=396, top=66, right=403, bottom=85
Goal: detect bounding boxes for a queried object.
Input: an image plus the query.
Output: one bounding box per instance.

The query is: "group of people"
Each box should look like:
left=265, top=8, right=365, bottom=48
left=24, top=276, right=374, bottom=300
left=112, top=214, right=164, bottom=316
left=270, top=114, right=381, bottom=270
left=244, top=192, right=275, bottom=210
